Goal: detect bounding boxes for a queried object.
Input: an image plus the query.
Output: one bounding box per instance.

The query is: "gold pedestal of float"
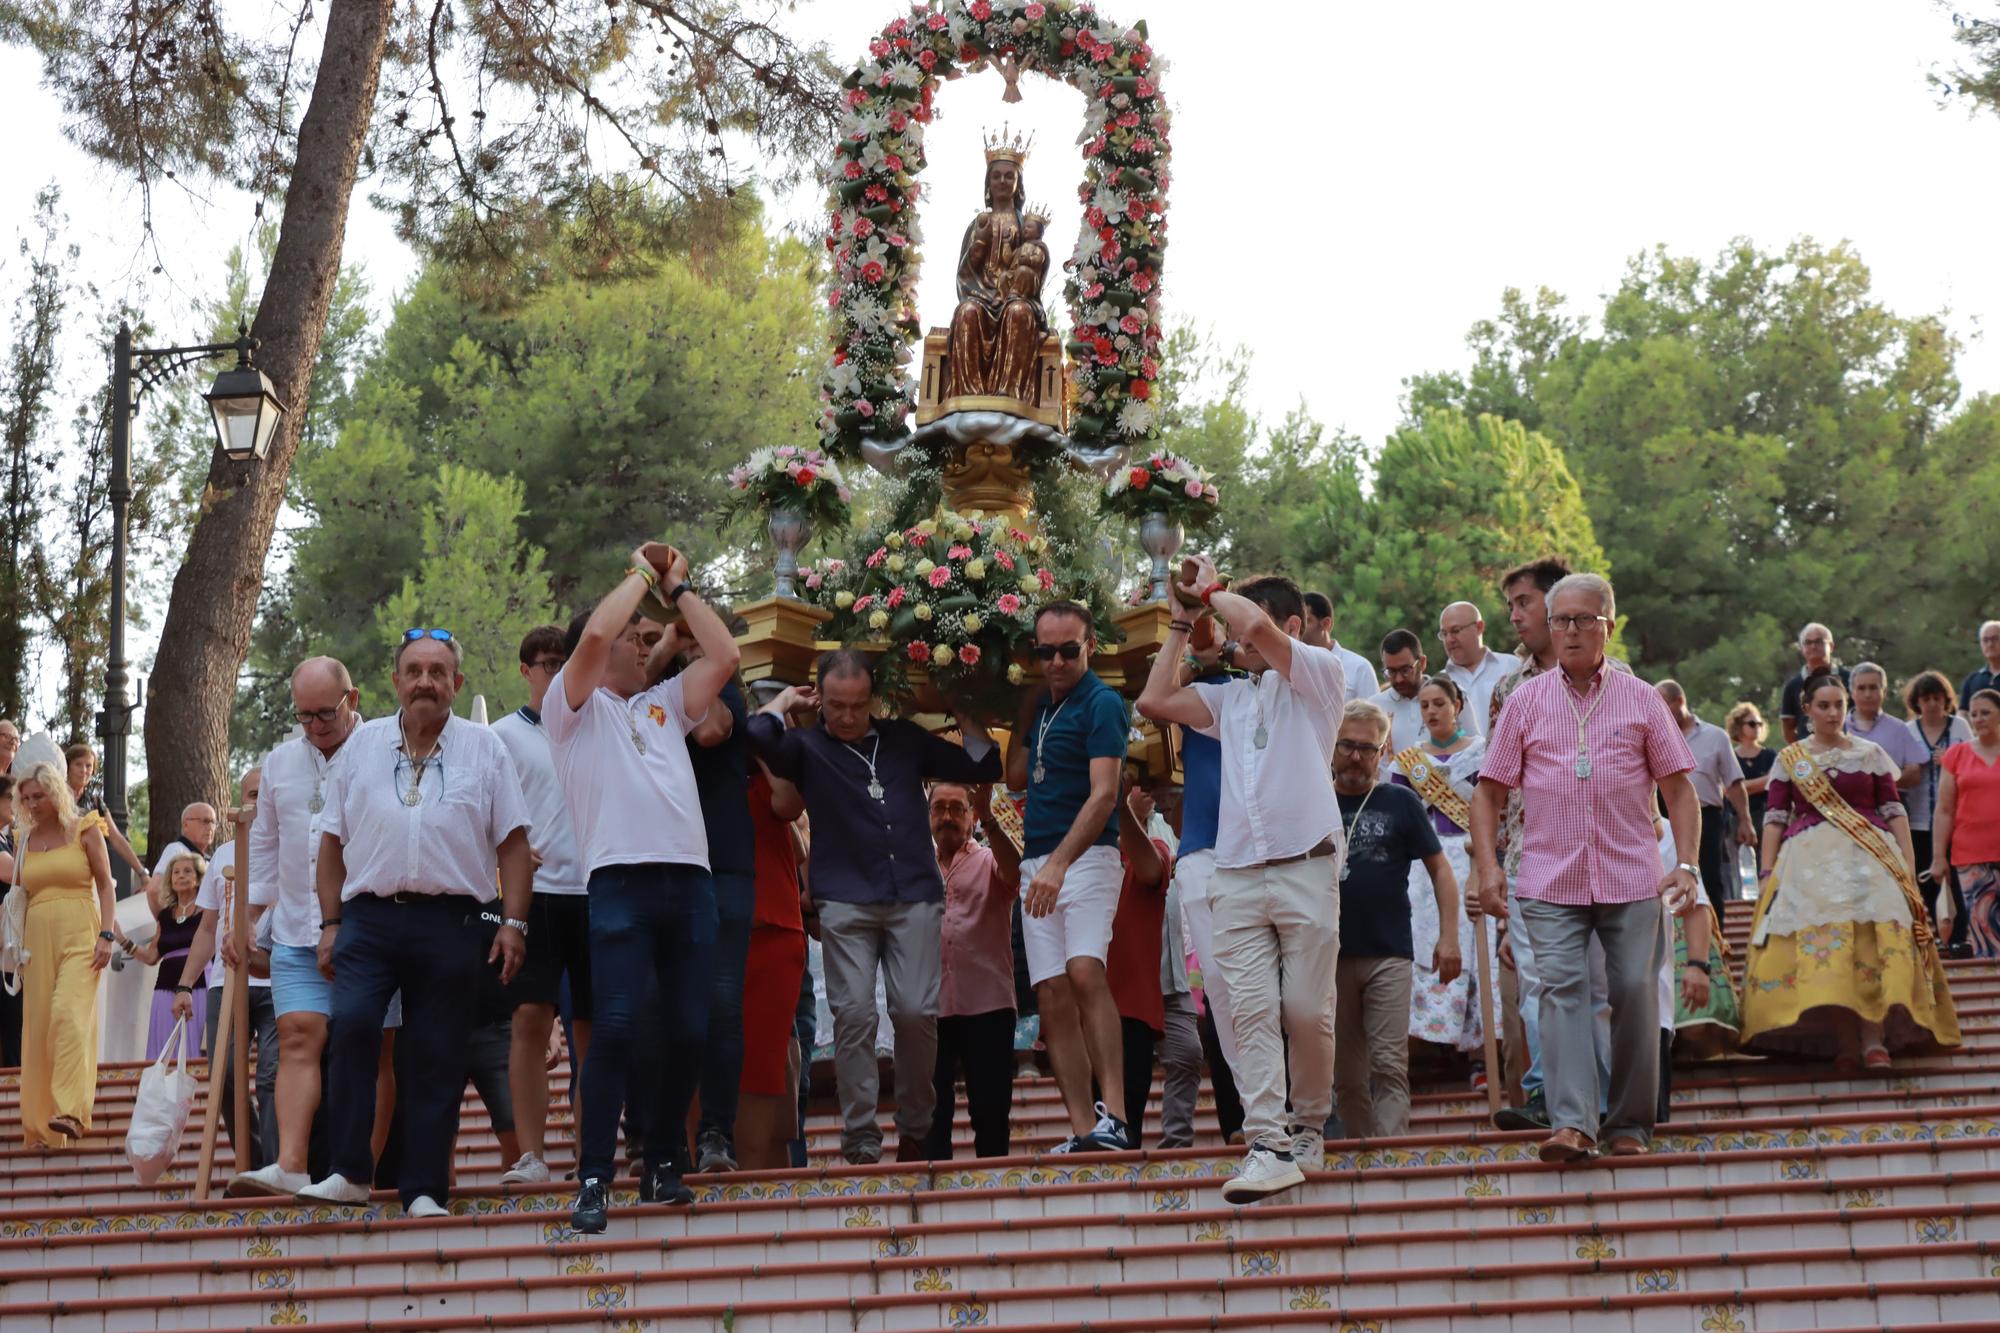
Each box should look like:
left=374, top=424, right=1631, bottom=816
left=916, top=329, right=1068, bottom=431
left=733, top=597, right=832, bottom=686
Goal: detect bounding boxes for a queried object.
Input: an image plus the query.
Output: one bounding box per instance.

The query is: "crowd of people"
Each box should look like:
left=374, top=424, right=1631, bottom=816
left=1, top=554, right=1993, bottom=1216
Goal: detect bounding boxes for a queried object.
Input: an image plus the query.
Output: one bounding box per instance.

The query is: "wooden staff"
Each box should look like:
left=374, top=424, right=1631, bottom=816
left=194, top=804, right=253, bottom=1200
left=1470, top=876, right=1503, bottom=1121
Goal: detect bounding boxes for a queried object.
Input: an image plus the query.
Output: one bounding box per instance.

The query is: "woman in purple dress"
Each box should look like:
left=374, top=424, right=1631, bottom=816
left=135, top=849, right=207, bottom=1058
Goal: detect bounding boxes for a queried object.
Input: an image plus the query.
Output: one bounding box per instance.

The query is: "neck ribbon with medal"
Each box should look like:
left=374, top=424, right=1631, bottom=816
left=1032, top=694, right=1071, bottom=785
left=399, top=714, right=441, bottom=807
left=1564, top=672, right=1607, bottom=781
left=843, top=731, right=886, bottom=801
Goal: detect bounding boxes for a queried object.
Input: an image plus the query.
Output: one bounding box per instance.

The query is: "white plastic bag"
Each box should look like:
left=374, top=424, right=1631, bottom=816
left=125, top=1018, right=196, bottom=1184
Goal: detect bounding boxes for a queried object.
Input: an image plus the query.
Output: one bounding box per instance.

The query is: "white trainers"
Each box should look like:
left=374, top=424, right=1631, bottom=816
left=297, top=1173, right=371, bottom=1206
left=225, top=1163, right=309, bottom=1198
left=1220, top=1142, right=1306, bottom=1204
left=1289, top=1127, right=1325, bottom=1174
left=499, top=1153, right=550, bottom=1185
left=1082, top=1101, right=1136, bottom=1152
left=405, top=1195, right=448, bottom=1219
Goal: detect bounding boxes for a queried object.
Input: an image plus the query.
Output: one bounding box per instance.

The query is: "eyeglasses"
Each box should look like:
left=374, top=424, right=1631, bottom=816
left=1334, top=740, right=1383, bottom=756
left=403, top=628, right=455, bottom=644
left=1548, top=614, right=1611, bottom=633
left=1034, top=642, right=1085, bottom=662
left=527, top=656, right=566, bottom=673
left=294, top=705, right=346, bottom=726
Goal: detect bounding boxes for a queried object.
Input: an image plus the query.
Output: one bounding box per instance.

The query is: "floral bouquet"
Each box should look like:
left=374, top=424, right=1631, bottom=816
left=804, top=505, right=1071, bottom=705
left=721, top=446, right=855, bottom=531
left=1099, top=450, right=1220, bottom=528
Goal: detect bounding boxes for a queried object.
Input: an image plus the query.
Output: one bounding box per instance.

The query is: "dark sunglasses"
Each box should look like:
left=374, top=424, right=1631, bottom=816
left=1034, top=642, right=1085, bottom=662
left=403, top=628, right=455, bottom=644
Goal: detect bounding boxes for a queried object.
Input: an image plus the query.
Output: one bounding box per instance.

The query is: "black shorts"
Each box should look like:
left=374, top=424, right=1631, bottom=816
left=512, top=892, right=594, bottom=1019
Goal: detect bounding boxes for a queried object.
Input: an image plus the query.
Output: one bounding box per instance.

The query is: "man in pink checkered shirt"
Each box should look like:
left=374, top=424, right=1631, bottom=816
left=1471, top=573, right=1703, bottom=1163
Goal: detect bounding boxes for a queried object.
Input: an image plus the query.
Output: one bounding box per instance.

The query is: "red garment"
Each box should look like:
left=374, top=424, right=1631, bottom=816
left=1942, top=742, right=2000, bottom=866
left=747, top=772, right=803, bottom=931
left=1765, top=764, right=1901, bottom=839
left=1106, top=838, right=1171, bottom=1035
left=740, top=925, right=807, bottom=1096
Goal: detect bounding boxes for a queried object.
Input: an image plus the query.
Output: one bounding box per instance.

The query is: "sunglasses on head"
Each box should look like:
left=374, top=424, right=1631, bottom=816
left=1034, top=642, right=1085, bottom=662
left=402, top=628, right=455, bottom=644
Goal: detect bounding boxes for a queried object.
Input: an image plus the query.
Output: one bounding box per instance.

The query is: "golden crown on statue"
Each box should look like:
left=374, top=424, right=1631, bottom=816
left=982, top=123, right=1034, bottom=166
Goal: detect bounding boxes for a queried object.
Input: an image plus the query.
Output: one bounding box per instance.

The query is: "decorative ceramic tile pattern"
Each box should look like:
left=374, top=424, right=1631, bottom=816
left=1635, top=1267, right=1680, bottom=1293
left=946, top=1298, right=991, bottom=1327
left=1698, top=1303, right=1748, bottom=1332
left=1573, top=1233, right=1617, bottom=1261
left=911, top=1264, right=955, bottom=1292
left=1287, top=1284, right=1334, bottom=1310
left=1915, top=1215, right=1959, bottom=1244
left=1237, top=1247, right=1281, bottom=1277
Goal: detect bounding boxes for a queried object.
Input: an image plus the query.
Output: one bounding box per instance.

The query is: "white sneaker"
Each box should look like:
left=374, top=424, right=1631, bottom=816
left=225, top=1163, right=310, bottom=1198
left=500, top=1153, right=550, bottom=1185
left=297, top=1173, right=371, bottom=1206
left=405, top=1195, right=448, bottom=1219
left=1290, top=1127, right=1325, bottom=1174
left=1220, top=1142, right=1305, bottom=1204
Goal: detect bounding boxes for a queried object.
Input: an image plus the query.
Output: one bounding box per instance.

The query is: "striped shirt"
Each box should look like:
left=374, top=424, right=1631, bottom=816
left=1480, top=660, right=1694, bottom=905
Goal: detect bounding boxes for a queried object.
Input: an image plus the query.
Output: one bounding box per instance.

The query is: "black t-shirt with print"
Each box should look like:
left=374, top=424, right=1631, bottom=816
left=1336, top=783, right=1442, bottom=959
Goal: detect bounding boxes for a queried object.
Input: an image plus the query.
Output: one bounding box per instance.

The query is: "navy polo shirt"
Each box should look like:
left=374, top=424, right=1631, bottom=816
left=1023, top=671, right=1130, bottom=859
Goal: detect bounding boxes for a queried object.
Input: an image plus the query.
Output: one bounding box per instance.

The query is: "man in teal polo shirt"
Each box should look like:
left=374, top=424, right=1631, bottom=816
left=1008, top=601, right=1137, bottom=1153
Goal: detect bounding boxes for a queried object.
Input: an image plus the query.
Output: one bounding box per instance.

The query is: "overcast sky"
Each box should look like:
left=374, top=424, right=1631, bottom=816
left=2, top=0, right=1996, bottom=735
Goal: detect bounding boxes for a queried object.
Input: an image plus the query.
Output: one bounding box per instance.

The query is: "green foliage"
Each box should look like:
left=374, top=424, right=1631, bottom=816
left=376, top=465, right=558, bottom=714
left=1935, top=7, right=2000, bottom=120
left=1411, top=238, right=1990, bottom=719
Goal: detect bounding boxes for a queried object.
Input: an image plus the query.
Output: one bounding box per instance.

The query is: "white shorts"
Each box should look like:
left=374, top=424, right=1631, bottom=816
left=1019, top=843, right=1123, bottom=986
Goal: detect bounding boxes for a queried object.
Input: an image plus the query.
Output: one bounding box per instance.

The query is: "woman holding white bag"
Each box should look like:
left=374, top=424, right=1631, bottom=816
left=9, top=760, right=127, bottom=1146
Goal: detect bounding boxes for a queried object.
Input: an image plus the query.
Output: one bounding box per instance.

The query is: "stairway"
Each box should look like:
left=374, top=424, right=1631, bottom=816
left=2, top=901, right=1998, bottom=1332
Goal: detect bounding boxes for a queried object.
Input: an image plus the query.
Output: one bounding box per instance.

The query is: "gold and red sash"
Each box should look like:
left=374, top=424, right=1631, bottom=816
left=1395, top=745, right=1473, bottom=831
left=1776, top=740, right=1933, bottom=950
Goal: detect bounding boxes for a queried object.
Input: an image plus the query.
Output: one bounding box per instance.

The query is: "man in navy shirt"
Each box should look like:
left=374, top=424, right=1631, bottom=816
left=751, top=650, right=1001, bottom=1164
left=1008, top=602, right=1137, bottom=1153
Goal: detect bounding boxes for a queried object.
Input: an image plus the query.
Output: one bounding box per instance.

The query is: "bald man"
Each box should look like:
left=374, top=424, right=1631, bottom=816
left=1779, top=623, right=1848, bottom=745
left=229, top=657, right=366, bottom=1197
left=1438, top=601, right=1518, bottom=737
left=147, top=801, right=220, bottom=902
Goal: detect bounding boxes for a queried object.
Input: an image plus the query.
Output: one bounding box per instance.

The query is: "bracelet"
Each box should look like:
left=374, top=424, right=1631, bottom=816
left=174, top=984, right=194, bottom=995
left=1684, top=960, right=1711, bottom=975
left=319, top=917, right=341, bottom=929
left=666, top=580, right=696, bottom=603
left=503, top=917, right=530, bottom=936
left=1199, top=583, right=1221, bottom=606
left=626, top=564, right=659, bottom=589
left=1168, top=619, right=1194, bottom=635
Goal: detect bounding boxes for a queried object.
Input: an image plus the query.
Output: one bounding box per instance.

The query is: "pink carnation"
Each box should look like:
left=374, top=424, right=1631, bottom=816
left=1037, top=568, right=1055, bottom=592
left=866, top=547, right=888, bottom=568
left=947, top=544, right=972, bottom=560
left=927, top=566, right=952, bottom=589
left=994, top=549, right=1016, bottom=572
left=853, top=594, right=874, bottom=612
left=958, top=643, right=982, bottom=666
left=905, top=526, right=929, bottom=546
left=997, top=593, right=1023, bottom=615
left=887, top=586, right=907, bottom=608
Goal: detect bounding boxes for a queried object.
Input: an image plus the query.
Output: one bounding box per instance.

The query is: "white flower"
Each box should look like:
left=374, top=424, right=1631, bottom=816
left=1117, top=399, right=1158, bottom=435
left=887, top=58, right=923, bottom=87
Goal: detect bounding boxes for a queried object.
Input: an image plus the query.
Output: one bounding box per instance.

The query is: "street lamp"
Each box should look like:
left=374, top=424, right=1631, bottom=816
left=102, top=319, right=287, bottom=891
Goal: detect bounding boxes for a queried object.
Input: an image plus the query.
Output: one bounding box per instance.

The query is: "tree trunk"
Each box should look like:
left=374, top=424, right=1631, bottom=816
left=141, top=1, right=394, bottom=853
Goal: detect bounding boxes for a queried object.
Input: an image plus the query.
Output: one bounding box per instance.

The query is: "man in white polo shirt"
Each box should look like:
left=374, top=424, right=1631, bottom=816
left=547, top=541, right=740, bottom=1234
left=225, top=658, right=363, bottom=1198
left=300, top=630, right=532, bottom=1216
left=491, top=624, right=593, bottom=1186
left=1139, top=559, right=1346, bottom=1204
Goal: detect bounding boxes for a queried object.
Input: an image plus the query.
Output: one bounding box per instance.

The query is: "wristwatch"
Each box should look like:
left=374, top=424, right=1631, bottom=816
left=504, top=917, right=530, bottom=936
left=1684, top=960, right=1711, bottom=975
left=1675, top=862, right=1700, bottom=878
left=666, top=580, right=696, bottom=604
left=97, top=930, right=115, bottom=943
left=174, top=983, right=194, bottom=995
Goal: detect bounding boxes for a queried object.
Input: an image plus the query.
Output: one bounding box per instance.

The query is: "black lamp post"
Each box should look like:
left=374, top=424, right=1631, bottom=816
left=103, top=320, right=287, bottom=889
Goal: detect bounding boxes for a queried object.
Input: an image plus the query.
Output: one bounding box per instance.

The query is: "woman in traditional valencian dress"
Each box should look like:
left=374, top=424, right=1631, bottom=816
left=1742, top=673, right=1961, bottom=1069
left=1390, top=676, right=1499, bottom=1085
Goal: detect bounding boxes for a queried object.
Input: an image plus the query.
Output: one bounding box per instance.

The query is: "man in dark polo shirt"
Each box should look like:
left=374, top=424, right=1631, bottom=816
left=1008, top=601, right=1137, bottom=1154
left=686, top=669, right=754, bottom=1174
left=750, top=650, right=1001, bottom=1164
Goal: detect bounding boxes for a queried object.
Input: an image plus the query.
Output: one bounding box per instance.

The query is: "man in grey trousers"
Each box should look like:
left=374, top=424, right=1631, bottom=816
left=748, top=651, right=1002, bottom=1164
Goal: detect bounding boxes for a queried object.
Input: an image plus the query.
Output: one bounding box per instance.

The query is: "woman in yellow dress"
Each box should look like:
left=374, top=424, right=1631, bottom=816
left=12, top=760, right=126, bottom=1146
left=1741, top=674, right=1960, bottom=1069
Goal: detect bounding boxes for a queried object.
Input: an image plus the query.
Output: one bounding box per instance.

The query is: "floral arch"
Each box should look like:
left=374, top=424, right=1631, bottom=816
left=818, top=0, right=1170, bottom=459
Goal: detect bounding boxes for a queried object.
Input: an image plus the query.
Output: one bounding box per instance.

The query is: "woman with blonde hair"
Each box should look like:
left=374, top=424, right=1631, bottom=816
left=10, top=760, right=126, bottom=1145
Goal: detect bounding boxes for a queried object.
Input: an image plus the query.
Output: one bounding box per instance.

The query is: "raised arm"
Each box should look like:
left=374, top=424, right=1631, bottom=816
left=565, top=544, right=663, bottom=712
left=974, top=785, right=1022, bottom=892
left=1178, top=553, right=1295, bottom=682
left=1118, top=783, right=1165, bottom=891
left=656, top=545, right=741, bottom=724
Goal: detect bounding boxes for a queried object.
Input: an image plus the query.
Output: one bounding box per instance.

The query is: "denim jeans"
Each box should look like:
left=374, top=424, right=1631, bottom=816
left=326, top=894, right=488, bottom=1205
left=696, top=869, right=754, bottom=1146
left=577, top=862, right=716, bottom=1183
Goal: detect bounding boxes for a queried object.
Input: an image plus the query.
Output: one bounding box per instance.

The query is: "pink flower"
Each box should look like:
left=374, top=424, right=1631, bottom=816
left=888, top=109, right=909, bottom=130
left=843, top=160, right=863, bottom=180
left=994, top=548, right=1016, bottom=572
left=1118, top=111, right=1141, bottom=130
left=1037, top=568, right=1055, bottom=591
left=1184, top=479, right=1203, bottom=499
left=1083, top=282, right=1105, bottom=300
left=861, top=261, right=885, bottom=284
left=852, top=217, right=876, bottom=238
left=917, top=47, right=937, bottom=69
left=927, top=566, right=952, bottom=589
left=853, top=594, right=874, bottom=611
left=1120, top=313, right=1143, bottom=335
left=1025, top=2, right=1046, bottom=17
left=1132, top=272, right=1154, bottom=293
left=947, top=544, right=972, bottom=560
left=926, top=12, right=948, bottom=30
left=1203, top=483, right=1219, bottom=501
left=905, top=526, right=929, bottom=546
left=870, top=38, right=890, bottom=58
left=997, top=593, right=1023, bottom=614
left=887, top=586, right=907, bottom=608
left=1136, top=78, right=1155, bottom=98
left=958, top=643, right=982, bottom=666
left=1133, top=136, right=1155, bottom=156
left=970, top=0, right=991, bottom=19
left=805, top=571, right=824, bottom=590
left=866, top=547, right=887, bottom=568
left=884, top=154, right=903, bottom=173
left=908, top=641, right=931, bottom=662
left=855, top=398, right=875, bottom=418
left=845, top=88, right=868, bottom=108
left=1140, top=356, right=1158, bottom=378
left=827, top=559, right=847, bottom=573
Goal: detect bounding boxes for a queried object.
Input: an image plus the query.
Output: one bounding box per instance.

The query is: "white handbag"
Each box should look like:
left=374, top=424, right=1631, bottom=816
left=126, top=1017, right=197, bottom=1184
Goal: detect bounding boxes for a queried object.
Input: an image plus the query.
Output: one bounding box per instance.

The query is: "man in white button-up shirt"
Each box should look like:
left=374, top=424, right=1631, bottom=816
left=1439, top=601, right=1520, bottom=738
left=225, top=658, right=365, bottom=1199
left=299, top=631, right=532, bottom=1216
left=1140, top=558, right=1345, bottom=1206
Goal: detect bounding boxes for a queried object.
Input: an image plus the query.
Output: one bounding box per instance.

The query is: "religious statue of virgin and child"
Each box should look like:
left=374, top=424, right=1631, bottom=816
left=944, top=133, right=1051, bottom=405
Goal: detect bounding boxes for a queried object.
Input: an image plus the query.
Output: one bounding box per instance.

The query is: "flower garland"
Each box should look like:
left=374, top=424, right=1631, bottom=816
left=819, top=0, right=1171, bottom=458
left=1099, top=448, right=1219, bottom=527
left=721, top=446, right=856, bottom=531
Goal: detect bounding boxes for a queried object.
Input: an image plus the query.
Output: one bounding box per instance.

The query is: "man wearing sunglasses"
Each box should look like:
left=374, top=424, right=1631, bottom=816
left=1007, top=601, right=1140, bottom=1154
left=1137, top=557, right=1347, bottom=1203
left=547, top=542, right=741, bottom=1233
left=303, top=631, right=534, bottom=1217
left=226, top=657, right=363, bottom=1199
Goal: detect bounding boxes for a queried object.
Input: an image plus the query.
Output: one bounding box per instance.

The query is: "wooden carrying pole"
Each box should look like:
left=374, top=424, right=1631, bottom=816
left=193, top=808, right=253, bottom=1200
left=1472, top=908, right=1503, bottom=1121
